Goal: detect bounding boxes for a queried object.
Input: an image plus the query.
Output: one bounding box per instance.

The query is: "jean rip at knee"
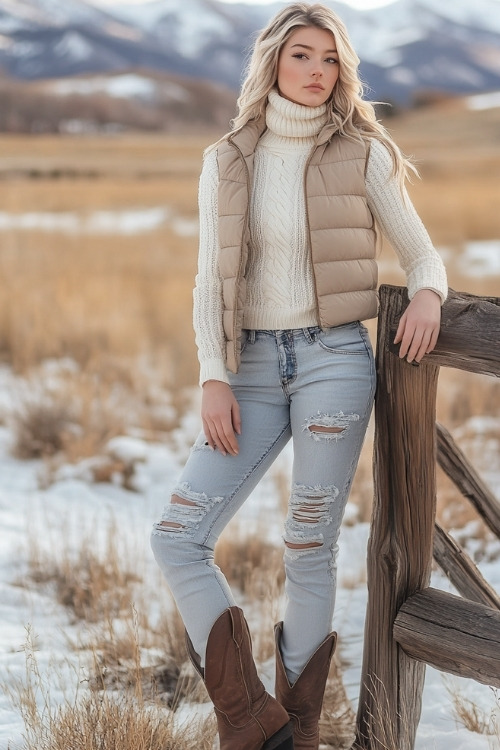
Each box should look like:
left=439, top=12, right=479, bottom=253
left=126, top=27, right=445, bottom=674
left=152, top=482, right=224, bottom=539
left=283, top=483, right=339, bottom=561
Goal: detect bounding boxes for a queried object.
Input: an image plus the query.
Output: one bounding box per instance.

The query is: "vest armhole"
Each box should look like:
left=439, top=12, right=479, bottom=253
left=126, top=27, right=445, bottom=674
left=364, top=139, right=372, bottom=179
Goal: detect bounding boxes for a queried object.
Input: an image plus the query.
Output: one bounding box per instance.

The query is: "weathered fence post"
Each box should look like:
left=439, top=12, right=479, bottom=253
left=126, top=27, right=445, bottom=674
left=353, top=285, right=440, bottom=750
left=353, top=285, right=500, bottom=750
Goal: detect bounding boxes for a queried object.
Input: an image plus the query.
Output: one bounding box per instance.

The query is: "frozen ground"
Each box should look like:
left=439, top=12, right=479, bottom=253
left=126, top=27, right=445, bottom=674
left=0, top=382, right=498, bottom=750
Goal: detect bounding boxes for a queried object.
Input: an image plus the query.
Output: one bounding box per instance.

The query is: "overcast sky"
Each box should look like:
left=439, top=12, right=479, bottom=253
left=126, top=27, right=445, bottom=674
left=89, top=0, right=396, bottom=8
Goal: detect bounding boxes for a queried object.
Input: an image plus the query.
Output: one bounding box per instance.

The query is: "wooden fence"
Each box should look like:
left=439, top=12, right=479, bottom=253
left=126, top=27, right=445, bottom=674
left=353, top=285, right=500, bottom=750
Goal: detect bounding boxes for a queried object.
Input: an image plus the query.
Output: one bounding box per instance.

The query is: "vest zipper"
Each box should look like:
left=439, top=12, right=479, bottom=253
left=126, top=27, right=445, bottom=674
left=303, top=145, right=322, bottom=326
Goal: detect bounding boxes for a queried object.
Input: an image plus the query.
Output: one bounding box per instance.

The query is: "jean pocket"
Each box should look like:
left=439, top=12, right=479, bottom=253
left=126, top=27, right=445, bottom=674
left=317, top=322, right=371, bottom=356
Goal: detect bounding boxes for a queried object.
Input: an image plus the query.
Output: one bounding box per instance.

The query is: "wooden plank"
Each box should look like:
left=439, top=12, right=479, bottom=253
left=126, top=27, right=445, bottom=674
left=433, top=523, right=500, bottom=609
left=436, top=423, right=500, bottom=539
left=394, top=587, right=500, bottom=688
left=386, top=287, right=500, bottom=378
left=354, top=285, right=440, bottom=750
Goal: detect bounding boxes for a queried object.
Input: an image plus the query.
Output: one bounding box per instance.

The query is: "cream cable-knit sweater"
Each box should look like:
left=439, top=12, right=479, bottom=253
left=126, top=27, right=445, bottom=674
left=194, top=89, right=448, bottom=386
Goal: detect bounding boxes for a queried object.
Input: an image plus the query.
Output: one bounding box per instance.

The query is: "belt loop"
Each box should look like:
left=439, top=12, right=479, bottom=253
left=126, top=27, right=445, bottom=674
left=303, top=326, right=319, bottom=343
left=248, top=330, right=256, bottom=344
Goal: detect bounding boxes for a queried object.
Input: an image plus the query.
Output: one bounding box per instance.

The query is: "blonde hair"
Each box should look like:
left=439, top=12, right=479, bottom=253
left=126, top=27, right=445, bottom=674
left=211, top=2, right=416, bottom=188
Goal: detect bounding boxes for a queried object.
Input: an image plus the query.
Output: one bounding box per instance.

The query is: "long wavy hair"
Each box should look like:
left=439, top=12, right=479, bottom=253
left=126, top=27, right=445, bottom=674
left=212, top=2, right=416, bottom=188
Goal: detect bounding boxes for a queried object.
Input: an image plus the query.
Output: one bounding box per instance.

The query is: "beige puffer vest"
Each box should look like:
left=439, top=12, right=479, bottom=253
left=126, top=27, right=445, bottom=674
left=217, top=118, right=378, bottom=373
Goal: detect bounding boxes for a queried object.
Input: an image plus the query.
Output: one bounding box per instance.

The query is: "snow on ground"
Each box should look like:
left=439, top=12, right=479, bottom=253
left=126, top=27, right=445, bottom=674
left=0, top=208, right=198, bottom=237
left=467, top=92, right=500, bottom=111
left=0, top=380, right=498, bottom=749
left=48, top=74, right=158, bottom=101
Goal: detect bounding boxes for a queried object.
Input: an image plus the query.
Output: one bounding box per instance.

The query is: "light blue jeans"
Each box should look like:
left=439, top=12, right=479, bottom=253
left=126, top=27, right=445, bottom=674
left=151, top=323, right=375, bottom=682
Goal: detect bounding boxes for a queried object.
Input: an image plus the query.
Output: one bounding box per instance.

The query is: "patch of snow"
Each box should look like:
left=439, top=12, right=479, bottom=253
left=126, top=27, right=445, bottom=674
left=53, top=31, right=94, bottom=62
left=0, top=208, right=170, bottom=235
left=416, top=0, right=500, bottom=35
left=377, top=48, right=403, bottom=68
left=50, top=74, right=157, bottom=100
left=0, top=206, right=199, bottom=237
left=171, top=217, right=198, bottom=237
left=106, top=436, right=149, bottom=464
left=458, top=240, right=500, bottom=277
left=387, top=66, right=418, bottom=86
left=418, top=59, right=486, bottom=88
left=86, top=208, right=168, bottom=234
left=0, top=0, right=117, bottom=28
left=110, top=0, right=233, bottom=59
left=11, top=39, right=44, bottom=57
left=468, top=91, right=500, bottom=110
left=0, top=353, right=499, bottom=749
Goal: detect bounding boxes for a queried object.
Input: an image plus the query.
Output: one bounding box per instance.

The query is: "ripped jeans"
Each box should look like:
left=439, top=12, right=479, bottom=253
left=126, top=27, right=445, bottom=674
left=150, top=323, right=375, bottom=682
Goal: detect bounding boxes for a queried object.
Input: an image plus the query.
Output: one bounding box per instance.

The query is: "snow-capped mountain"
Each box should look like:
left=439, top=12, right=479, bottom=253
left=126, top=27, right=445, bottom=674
left=0, top=0, right=500, bottom=105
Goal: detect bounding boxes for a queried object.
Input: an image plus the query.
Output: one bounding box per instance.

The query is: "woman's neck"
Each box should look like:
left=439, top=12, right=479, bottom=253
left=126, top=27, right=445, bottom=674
left=265, top=88, right=328, bottom=140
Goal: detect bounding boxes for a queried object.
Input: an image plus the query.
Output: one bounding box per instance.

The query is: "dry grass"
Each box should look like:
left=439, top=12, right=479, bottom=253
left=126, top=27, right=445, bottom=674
left=3, top=106, right=500, bottom=748
left=445, top=679, right=500, bottom=743
left=214, top=527, right=286, bottom=596
left=319, top=653, right=357, bottom=748
left=24, top=520, right=141, bottom=623
left=0, top=102, right=497, bottom=389
left=8, top=355, right=184, bottom=469
left=85, top=607, right=207, bottom=709
left=20, top=519, right=209, bottom=711
left=214, top=522, right=286, bottom=662
left=8, top=628, right=217, bottom=750
left=0, top=135, right=204, bottom=389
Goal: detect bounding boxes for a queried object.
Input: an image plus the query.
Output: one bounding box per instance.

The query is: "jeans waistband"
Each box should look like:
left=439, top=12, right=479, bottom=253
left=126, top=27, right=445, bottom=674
left=244, top=326, right=323, bottom=345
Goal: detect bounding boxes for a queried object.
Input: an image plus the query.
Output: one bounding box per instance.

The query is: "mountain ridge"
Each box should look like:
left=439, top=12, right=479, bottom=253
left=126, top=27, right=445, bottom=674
left=0, top=0, right=499, bottom=106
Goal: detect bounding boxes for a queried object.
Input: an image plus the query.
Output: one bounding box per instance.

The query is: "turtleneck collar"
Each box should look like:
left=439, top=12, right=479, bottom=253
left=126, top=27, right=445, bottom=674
left=265, top=88, right=328, bottom=140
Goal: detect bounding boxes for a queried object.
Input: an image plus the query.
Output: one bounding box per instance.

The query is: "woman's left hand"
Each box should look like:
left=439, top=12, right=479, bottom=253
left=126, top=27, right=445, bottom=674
left=394, top=288, right=442, bottom=363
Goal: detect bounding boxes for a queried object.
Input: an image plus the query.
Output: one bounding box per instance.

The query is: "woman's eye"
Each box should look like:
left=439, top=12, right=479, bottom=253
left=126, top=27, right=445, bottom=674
left=292, top=53, right=307, bottom=60
left=326, top=57, right=338, bottom=64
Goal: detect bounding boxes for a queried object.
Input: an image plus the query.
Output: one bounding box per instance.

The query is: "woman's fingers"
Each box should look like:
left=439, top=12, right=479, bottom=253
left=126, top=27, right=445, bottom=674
left=232, top=399, right=242, bottom=436
left=201, top=380, right=240, bottom=456
left=394, top=289, right=442, bottom=363
left=407, top=325, right=432, bottom=363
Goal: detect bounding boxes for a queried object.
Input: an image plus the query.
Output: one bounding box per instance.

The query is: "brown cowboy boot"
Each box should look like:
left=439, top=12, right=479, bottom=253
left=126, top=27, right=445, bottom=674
left=274, top=622, right=336, bottom=750
left=186, top=607, right=294, bottom=750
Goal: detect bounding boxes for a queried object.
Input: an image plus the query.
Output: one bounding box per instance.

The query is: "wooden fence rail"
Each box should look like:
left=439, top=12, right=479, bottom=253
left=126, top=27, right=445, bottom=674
left=353, top=285, right=500, bottom=750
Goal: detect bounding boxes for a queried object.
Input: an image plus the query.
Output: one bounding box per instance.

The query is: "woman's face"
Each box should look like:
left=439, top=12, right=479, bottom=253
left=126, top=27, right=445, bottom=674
left=277, top=26, right=340, bottom=107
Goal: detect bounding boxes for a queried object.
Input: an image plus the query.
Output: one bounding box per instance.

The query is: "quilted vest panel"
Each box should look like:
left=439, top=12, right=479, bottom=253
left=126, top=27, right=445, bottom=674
left=217, top=125, right=378, bottom=373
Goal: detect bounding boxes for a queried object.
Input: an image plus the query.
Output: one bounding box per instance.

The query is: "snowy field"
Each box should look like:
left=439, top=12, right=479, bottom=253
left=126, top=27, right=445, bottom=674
left=0, top=366, right=498, bottom=750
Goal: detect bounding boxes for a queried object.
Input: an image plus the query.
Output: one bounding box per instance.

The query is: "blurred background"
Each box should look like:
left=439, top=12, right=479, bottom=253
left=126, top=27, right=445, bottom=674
left=1, top=6, right=499, bottom=746
left=0, top=0, right=499, bottom=470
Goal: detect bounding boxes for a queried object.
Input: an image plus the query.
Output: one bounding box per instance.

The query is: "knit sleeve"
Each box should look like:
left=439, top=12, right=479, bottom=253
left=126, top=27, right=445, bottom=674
left=193, top=149, right=230, bottom=386
left=365, top=139, right=448, bottom=303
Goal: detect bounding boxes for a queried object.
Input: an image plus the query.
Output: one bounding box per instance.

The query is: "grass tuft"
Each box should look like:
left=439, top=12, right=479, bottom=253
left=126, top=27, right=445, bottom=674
left=445, top=679, right=500, bottom=740
left=8, top=628, right=217, bottom=750
left=24, top=521, right=141, bottom=623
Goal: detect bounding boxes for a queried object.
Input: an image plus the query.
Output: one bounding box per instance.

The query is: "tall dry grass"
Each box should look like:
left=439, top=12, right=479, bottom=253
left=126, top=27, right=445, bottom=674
left=444, top=678, right=500, bottom=747
left=8, top=627, right=217, bottom=750
left=23, top=518, right=142, bottom=623
left=8, top=356, right=181, bottom=469
left=3, top=105, right=500, bottom=748
left=0, top=134, right=205, bottom=389
left=0, top=101, right=498, bottom=386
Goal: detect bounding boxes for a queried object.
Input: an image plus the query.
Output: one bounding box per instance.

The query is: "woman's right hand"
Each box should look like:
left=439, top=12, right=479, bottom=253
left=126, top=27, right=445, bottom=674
left=201, top=380, right=241, bottom=456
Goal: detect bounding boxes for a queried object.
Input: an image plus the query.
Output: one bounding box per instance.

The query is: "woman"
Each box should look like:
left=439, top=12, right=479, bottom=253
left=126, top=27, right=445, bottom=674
left=151, top=4, right=447, bottom=749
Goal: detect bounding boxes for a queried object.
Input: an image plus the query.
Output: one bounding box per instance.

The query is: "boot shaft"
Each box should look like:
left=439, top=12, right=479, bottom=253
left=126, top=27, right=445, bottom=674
left=186, top=607, right=293, bottom=750
left=275, top=622, right=336, bottom=750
